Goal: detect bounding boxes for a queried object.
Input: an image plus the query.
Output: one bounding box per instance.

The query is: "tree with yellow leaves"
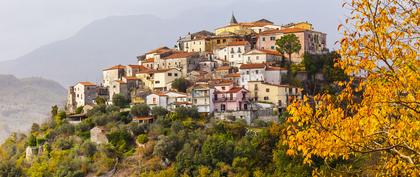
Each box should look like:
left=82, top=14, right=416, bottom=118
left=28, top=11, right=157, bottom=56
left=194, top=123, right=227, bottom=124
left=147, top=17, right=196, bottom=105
left=284, top=0, right=419, bottom=176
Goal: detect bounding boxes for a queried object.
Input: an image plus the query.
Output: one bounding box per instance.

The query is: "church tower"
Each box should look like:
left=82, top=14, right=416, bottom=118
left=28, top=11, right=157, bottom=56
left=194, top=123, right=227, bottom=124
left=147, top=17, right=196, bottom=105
left=229, top=12, right=238, bottom=25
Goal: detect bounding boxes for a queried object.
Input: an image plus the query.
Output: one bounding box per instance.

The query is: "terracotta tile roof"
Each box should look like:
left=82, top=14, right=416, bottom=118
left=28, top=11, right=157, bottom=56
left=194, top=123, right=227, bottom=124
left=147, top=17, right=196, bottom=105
left=139, top=68, right=174, bottom=74
left=123, top=76, right=139, bottom=80
left=239, top=63, right=266, bottom=69
left=225, top=73, right=240, bottom=78
left=214, top=79, right=234, bottom=86
left=227, top=40, right=250, bottom=46
left=103, top=64, right=126, bottom=71
left=127, top=64, right=148, bottom=70
left=145, top=46, right=170, bottom=55
left=114, top=80, right=126, bottom=84
left=78, top=82, right=96, bottom=86
left=248, top=81, right=298, bottom=88
left=215, top=86, right=248, bottom=93
left=163, top=52, right=197, bottom=59
left=259, top=49, right=281, bottom=56
left=143, top=58, right=155, bottom=63
left=216, top=66, right=231, bottom=71
left=279, top=28, right=308, bottom=33
left=259, top=29, right=283, bottom=35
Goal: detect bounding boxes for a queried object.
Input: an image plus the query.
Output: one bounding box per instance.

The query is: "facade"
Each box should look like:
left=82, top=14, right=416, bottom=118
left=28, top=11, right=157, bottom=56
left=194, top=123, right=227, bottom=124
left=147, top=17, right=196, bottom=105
left=126, top=64, right=148, bottom=77
left=224, top=72, right=241, bottom=85
left=108, top=80, right=128, bottom=101
left=73, top=82, right=98, bottom=108
left=247, top=81, right=302, bottom=109
left=102, top=65, right=126, bottom=87
left=256, top=28, right=327, bottom=63
left=213, top=83, right=250, bottom=112
left=146, top=93, right=168, bottom=109
left=242, top=49, right=281, bottom=64
left=136, top=68, right=182, bottom=91
left=214, top=41, right=251, bottom=67
left=214, top=66, right=235, bottom=79
left=160, top=52, right=201, bottom=76
left=239, top=63, right=266, bottom=88
left=264, top=66, right=287, bottom=85
left=191, top=83, right=214, bottom=114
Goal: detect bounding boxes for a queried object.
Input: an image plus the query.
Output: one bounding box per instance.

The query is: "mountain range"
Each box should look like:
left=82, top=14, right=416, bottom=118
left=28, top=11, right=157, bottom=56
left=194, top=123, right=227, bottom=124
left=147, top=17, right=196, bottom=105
left=0, top=75, right=66, bottom=143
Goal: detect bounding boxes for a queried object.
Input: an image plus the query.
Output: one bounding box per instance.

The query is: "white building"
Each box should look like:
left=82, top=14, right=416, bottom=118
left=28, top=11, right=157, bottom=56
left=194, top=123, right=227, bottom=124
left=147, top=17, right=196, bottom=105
left=239, top=63, right=267, bottom=89
left=146, top=92, right=168, bottom=109
left=214, top=41, right=251, bottom=67
left=243, top=49, right=281, bottom=64
left=74, top=82, right=98, bottom=108
left=191, top=83, right=214, bottom=114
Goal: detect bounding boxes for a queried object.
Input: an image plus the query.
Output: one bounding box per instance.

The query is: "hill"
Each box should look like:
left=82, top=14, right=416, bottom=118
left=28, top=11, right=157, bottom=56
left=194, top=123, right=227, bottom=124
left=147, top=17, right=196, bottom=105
left=0, top=75, right=66, bottom=143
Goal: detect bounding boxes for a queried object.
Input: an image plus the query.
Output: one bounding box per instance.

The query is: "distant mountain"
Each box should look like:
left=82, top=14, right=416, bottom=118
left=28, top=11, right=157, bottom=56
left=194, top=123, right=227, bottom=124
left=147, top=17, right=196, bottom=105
left=0, top=75, right=66, bottom=143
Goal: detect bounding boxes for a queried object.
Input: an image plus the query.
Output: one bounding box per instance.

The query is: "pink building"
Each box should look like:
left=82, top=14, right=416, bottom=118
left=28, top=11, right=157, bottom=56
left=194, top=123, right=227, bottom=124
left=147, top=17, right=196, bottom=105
left=213, top=83, right=250, bottom=112
left=256, top=28, right=327, bottom=63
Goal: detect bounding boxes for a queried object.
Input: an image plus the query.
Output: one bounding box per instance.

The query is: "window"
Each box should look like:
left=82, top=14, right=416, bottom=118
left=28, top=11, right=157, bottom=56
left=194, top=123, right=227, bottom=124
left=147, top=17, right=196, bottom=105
left=175, top=73, right=178, bottom=77
left=246, top=71, right=249, bottom=74
left=231, top=48, right=234, bottom=53
left=237, top=47, right=241, bottom=53
left=231, top=55, right=234, bottom=58
left=266, top=88, right=270, bottom=92
left=168, top=73, right=172, bottom=76
left=217, top=40, right=221, bottom=44
left=256, top=56, right=259, bottom=60
left=262, top=37, right=266, bottom=41
left=155, top=81, right=160, bottom=84
left=222, top=86, right=225, bottom=90
left=256, top=70, right=259, bottom=74
left=270, top=36, right=276, bottom=41
left=229, top=93, right=233, bottom=100
left=223, top=39, right=226, bottom=43
left=271, top=46, right=275, bottom=50
left=264, top=96, right=269, bottom=100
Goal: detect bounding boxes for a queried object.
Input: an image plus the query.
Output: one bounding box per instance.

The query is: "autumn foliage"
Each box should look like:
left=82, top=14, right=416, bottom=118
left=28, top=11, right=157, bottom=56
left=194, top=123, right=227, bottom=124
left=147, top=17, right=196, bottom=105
left=284, top=0, right=419, bottom=175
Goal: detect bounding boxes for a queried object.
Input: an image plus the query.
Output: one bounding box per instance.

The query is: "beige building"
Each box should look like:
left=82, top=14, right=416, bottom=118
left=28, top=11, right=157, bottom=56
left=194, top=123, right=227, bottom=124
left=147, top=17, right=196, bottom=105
left=102, top=64, right=126, bottom=87
left=243, top=49, right=281, bottom=64
left=73, top=82, right=98, bottom=108
left=247, top=81, right=302, bottom=109
left=108, top=80, right=129, bottom=101
left=136, top=68, right=182, bottom=91
left=159, top=52, right=201, bottom=76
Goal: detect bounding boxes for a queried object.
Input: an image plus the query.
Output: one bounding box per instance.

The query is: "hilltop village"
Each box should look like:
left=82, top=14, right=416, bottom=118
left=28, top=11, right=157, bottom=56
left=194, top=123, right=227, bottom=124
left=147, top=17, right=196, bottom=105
left=66, top=14, right=328, bottom=124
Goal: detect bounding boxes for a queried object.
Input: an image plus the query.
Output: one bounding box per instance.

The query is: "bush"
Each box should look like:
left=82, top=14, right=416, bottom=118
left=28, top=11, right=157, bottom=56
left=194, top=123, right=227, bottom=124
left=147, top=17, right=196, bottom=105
left=75, top=106, right=84, bottom=114
left=136, top=134, right=149, bottom=144
left=151, top=106, right=168, bottom=117
left=130, top=104, right=150, bottom=117
left=171, top=78, right=190, bottom=92
left=80, top=141, right=97, bottom=157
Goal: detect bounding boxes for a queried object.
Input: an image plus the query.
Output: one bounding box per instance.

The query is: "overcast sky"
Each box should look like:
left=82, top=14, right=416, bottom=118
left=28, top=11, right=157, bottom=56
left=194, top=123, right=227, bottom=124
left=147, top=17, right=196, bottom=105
left=0, top=0, right=346, bottom=62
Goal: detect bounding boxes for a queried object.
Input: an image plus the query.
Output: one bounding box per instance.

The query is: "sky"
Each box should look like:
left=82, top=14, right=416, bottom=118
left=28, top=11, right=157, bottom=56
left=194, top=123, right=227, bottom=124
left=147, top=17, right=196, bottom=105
left=0, top=0, right=346, bottom=62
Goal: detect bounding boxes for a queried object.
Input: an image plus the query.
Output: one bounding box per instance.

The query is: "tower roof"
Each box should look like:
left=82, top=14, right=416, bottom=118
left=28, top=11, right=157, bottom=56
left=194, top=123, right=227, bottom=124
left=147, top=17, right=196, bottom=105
left=230, top=13, right=238, bottom=25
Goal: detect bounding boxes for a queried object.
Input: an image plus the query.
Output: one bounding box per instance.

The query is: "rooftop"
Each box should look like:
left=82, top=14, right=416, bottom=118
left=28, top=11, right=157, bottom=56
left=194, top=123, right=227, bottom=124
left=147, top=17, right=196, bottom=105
left=78, top=82, right=96, bottom=86
left=239, top=63, right=266, bottom=69
left=103, top=64, right=126, bottom=71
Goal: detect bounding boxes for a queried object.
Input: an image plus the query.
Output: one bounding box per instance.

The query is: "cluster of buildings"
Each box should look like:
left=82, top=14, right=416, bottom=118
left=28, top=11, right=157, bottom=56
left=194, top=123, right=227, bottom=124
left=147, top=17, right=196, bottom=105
left=66, top=14, right=328, bottom=123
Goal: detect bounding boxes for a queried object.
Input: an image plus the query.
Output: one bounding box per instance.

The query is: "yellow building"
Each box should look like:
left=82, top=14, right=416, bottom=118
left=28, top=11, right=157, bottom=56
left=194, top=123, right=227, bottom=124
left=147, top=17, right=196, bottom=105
left=283, top=22, right=313, bottom=30
left=215, top=14, right=273, bottom=36
left=247, top=81, right=302, bottom=108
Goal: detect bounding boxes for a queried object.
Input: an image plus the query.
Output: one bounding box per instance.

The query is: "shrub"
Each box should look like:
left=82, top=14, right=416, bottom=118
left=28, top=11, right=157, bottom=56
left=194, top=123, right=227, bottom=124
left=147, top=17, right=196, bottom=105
left=75, top=106, right=84, bottom=114
left=151, top=106, right=168, bottom=117
left=136, top=134, right=149, bottom=144
left=112, top=94, right=130, bottom=108
left=130, top=104, right=150, bottom=117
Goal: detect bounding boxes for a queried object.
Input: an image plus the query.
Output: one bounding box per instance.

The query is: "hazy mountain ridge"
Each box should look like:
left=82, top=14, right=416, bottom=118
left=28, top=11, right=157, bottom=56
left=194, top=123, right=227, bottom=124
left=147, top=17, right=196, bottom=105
left=0, top=75, right=66, bottom=143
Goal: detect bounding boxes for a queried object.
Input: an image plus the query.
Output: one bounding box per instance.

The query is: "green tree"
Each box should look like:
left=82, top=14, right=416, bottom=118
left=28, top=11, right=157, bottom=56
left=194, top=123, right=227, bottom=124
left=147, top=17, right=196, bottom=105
left=27, top=134, right=37, bottom=147
left=276, top=34, right=302, bottom=66
left=136, top=134, right=149, bottom=144
left=80, top=141, right=97, bottom=157
left=151, top=106, right=169, bottom=117
left=130, top=104, right=150, bottom=117
left=51, top=105, right=59, bottom=117
left=171, top=78, right=190, bottom=93
left=154, top=135, right=183, bottom=162
left=201, top=134, right=234, bottom=167
left=95, top=96, right=106, bottom=105
left=75, top=106, right=84, bottom=114
left=112, top=94, right=130, bottom=108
